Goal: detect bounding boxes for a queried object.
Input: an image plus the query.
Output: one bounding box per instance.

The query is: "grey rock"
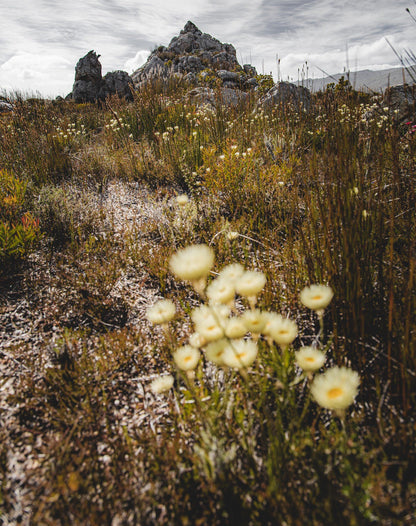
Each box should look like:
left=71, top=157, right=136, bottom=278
left=186, top=86, right=248, bottom=109
left=71, top=50, right=133, bottom=103
left=132, top=21, right=254, bottom=90
left=0, top=100, right=14, bottom=113
left=243, top=64, right=257, bottom=77
left=384, top=84, right=416, bottom=121
left=259, top=82, right=311, bottom=110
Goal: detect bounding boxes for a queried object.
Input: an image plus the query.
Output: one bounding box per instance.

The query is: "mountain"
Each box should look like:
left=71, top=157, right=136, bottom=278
left=304, top=66, right=415, bottom=93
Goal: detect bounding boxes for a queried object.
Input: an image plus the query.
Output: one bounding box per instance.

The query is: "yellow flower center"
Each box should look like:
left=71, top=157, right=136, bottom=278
left=184, top=356, right=192, bottom=362
left=305, top=357, right=315, bottom=362
left=312, top=295, right=323, bottom=300
left=327, top=387, right=343, bottom=399
left=236, top=352, right=246, bottom=359
left=279, top=330, right=288, bottom=335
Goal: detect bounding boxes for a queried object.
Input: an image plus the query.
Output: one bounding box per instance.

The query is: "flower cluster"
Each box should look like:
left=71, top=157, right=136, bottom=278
left=146, top=245, right=359, bottom=418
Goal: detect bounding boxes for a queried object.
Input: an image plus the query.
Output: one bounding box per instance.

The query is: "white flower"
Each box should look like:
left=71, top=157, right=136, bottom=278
left=176, top=194, right=189, bottom=206
left=268, top=315, right=298, bottom=348
left=222, top=340, right=258, bottom=369
left=189, top=332, right=206, bottom=348
left=241, top=309, right=266, bottom=333
left=235, top=271, right=266, bottom=298
left=218, top=263, right=245, bottom=283
left=227, top=231, right=239, bottom=240
left=261, top=312, right=283, bottom=336
left=205, top=339, right=228, bottom=365
left=196, top=317, right=224, bottom=342
left=311, top=366, right=360, bottom=411
left=170, top=244, right=214, bottom=282
left=224, top=317, right=247, bottom=339
left=173, top=345, right=200, bottom=371
left=295, top=347, right=326, bottom=372
left=191, top=305, right=230, bottom=326
left=150, top=375, right=174, bottom=394
left=146, top=299, right=176, bottom=325
left=300, top=285, right=334, bottom=312
left=206, top=277, right=235, bottom=305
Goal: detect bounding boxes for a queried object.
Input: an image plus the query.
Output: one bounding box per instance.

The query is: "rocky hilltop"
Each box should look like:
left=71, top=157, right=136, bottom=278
left=132, top=21, right=258, bottom=90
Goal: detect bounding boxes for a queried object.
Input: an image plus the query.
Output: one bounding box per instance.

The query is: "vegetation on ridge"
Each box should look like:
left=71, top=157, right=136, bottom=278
left=0, top=79, right=415, bottom=525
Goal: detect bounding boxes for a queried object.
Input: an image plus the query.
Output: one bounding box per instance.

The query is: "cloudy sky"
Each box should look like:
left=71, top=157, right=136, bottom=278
left=1, top=0, right=415, bottom=98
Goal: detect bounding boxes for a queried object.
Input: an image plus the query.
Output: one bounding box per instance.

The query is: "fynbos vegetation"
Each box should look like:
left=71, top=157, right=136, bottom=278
left=0, top=78, right=415, bottom=524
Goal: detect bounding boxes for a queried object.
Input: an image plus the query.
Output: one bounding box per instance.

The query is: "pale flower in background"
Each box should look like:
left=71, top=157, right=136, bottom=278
left=300, top=284, right=334, bottom=312
left=150, top=375, right=174, bottom=394
left=146, top=299, right=176, bottom=325
left=224, top=317, right=247, bottom=339
left=175, top=194, right=189, bottom=207
left=218, top=263, right=245, bottom=283
left=295, top=347, right=326, bottom=372
left=242, top=309, right=266, bottom=334
left=311, top=366, right=360, bottom=412
left=173, top=345, right=200, bottom=371
left=222, top=339, right=258, bottom=369
left=227, top=231, right=239, bottom=240
left=235, top=270, right=266, bottom=307
left=170, top=245, right=214, bottom=291
left=189, top=332, right=207, bottom=348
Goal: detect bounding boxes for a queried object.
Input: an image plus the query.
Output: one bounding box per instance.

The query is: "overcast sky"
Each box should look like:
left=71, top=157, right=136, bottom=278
left=1, top=0, right=415, bottom=98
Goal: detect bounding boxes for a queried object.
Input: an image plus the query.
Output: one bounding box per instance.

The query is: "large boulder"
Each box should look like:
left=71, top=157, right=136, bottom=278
left=259, top=82, right=311, bottom=110
left=384, top=84, right=416, bottom=122
left=71, top=51, right=133, bottom=103
left=132, top=21, right=257, bottom=91
left=186, top=86, right=249, bottom=109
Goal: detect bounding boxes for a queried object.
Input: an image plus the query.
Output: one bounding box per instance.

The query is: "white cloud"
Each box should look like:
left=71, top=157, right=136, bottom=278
left=0, top=52, right=73, bottom=97
left=124, top=50, right=150, bottom=74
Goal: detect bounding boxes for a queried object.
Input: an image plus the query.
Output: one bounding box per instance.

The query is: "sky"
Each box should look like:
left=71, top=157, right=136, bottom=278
left=1, top=0, right=416, bottom=98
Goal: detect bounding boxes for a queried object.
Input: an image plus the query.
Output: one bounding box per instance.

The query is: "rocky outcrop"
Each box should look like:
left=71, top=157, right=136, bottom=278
left=186, top=86, right=249, bottom=109
left=259, top=82, right=311, bottom=110
left=384, top=84, right=416, bottom=122
left=71, top=51, right=133, bottom=103
left=132, top=21, right=258, bottom=91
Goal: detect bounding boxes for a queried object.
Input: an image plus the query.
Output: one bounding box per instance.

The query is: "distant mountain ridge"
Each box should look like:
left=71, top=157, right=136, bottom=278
left=305, top=66, right=416, bottom=93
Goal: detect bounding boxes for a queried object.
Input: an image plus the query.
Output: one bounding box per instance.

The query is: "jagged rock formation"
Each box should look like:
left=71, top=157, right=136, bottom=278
left=186, top=86, right=249, bottom=108
left=259, top=82, right=311, bottom=110
left=71, top=51, right=133, bottom=103
left=132, top=21, right=258, bottom=91
left=384, top=84, right=416, bottom=122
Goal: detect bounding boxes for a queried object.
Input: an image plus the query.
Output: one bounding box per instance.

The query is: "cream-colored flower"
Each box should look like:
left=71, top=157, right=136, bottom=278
left=189, top=332, right=207, bottom=348
left=224, top=317, right=247, bottom=339
left=218, top=263, right=245, bottom=283
left=261, top=312, right=282, bottom=336
left=150, top=375, right=174, bottom=394
left=170, top=244, right=214, bottom=281
left=146, top=299, right=176, bottom=325
left=176, top=194, right=189, bottom=206
left=173, top=345, right=200, bottom=371
left=268, top=315, right=298, bottom=348
left=191, top=305, right=230, bottom=326
left=196, top=317, right=224, bottom=342
left=206, top=277, right=235, bottom=305
left=241, top=309, right=266, bottom=333
left=235, top=271, right=266, bottom=298
left=311, top=366, right=360, bottom=411
left=300, top=284, right=334, bottom=312
left=205, top=339, right=228, bottom=365
left=295, top=347, right=326, bottom=372
left=222, top=339, right=258, bottom=369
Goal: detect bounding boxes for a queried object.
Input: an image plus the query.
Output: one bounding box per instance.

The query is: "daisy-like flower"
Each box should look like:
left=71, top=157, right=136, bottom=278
left=176, top=194, right=189, bottom=207
left=191, top=304, right=230, bottom=326
left=170, top=245, right=214, bottom=291
left=173, top=345, right=200, bottom=371
left=222, top=339, right=258, bottom=369
left=268, top=315, right=298, bottom=349
left=189, top=332, right=206, bottom=348
left=206, top=277, right=235, bottom=305
left=218, top=263, right=245, bottom=283
left=261, top=311, right=283, bottom=336
left=241, top=309, right=266, bottom=334
left=235, top=271, right=266, bottom=298
left=224, top=317, right=247, bottom=339
left=205, top=339, right=228, bottom=365
left=195, top=317, right=224, bottom=342
left=311, top=366, right=360, bottom=412
left=146, top=299, right=176, bottom=325
left=300, top=284, right=334, bottom=313
left=295, top=346, right=326, bottom=372
left=150, top=375, right=174, bottom=394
